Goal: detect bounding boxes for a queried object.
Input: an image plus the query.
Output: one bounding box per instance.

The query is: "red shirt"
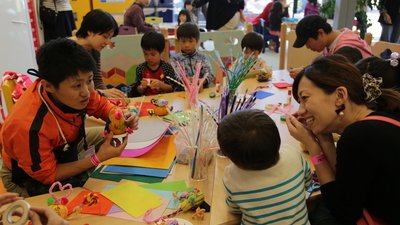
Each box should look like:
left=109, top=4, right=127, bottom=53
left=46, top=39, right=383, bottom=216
left=252, top=2, right=273, bottom=26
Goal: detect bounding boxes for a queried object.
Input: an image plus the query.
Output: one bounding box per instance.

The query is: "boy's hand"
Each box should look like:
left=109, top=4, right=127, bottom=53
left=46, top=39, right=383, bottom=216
left=97, top=131, right=128, bottom=161
left=149, top=79, right=164, bottom=91
left=123, top=111, right=139, bottom=130
left=140, top=79, right=151, bottom=89
left=288, top=67, right=304, bottom=79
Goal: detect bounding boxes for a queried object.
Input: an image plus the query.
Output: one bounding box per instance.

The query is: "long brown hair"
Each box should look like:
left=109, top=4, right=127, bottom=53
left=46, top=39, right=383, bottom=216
left=293, top=54, right=400, bottom=112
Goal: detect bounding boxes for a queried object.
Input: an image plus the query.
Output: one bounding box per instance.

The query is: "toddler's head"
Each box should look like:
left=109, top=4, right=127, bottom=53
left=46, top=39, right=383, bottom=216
left=333, top=46, right=363, bottom=64
left=177, top=22, right=200, bottom=54
left=141, top=31, right=165, bottom=67
left=178, top=9, right=191, bottom=25
left=241, top=32, right=264, bottom=59
left=217, top=109, right=281, bottom=170
left=184, top=0, right=193, bottom=11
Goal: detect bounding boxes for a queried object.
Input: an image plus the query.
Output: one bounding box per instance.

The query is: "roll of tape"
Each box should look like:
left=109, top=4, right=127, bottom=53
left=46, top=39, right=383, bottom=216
left=265, top=104, right=274, bottom=111
left=280, top=115, right=289, bottom=122
left=2, top=200, right=30, bottom=225
left=209, top=91, right=216, bottom=98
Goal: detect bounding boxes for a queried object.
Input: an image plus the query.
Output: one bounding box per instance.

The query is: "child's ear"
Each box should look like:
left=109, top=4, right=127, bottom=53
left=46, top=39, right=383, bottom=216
left=41, top=80, right=56, bottom=93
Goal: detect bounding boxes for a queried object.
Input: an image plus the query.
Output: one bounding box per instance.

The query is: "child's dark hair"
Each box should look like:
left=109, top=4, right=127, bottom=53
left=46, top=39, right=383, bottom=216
left=241, top=32, right=264, bottom=53
left=36, top=38, right=96, bottom=89
left=217, top=109, right=281, bottom=170
left=177, top=22, right=200, bottom=41
left=76, top=9, right=119, bottom=38
left=308, top=0, right=318, bottom=6
left=178, top=9, right=192, bottom=26
left=333, top=46, right=363, bottom=64
left=141, top=31, right=165, bottom=53
left=184, top=0, right=192, bottom=7
left=355, top=56, right=400, bottom=90
left=270, top=1, right=283, bottom=14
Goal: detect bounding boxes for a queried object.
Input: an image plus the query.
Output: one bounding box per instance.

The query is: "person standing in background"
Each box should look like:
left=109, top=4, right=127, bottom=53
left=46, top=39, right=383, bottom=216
left=124, top=0, right=160, bottom=33
left=193, top=0, right=245, bottom=31
left=378, top=0, right=400, bottom=43
left=304, top=0, right=321, bottom=17
left=41, top=0, right=76, bottom=43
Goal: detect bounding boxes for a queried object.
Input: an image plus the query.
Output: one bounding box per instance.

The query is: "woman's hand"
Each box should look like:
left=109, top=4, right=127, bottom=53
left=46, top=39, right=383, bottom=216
left=286, top=115, right=320, bottom=153
left=123, top=111, right=139, bottom=130
left=98, top=88, right=125, bottom=98
left=29, top=206, right=69, bottom=225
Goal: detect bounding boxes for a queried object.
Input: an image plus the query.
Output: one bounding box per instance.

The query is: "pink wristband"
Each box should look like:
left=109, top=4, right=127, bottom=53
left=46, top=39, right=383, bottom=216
left=90, top=154, right=102, bottom=166
left=311, top=153, right=327, bottom=165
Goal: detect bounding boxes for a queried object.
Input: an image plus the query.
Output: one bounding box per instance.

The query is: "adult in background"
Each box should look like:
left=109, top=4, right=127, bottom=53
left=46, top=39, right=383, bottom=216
left=193, top=0, right=245, bottom=31
left=124, top=0, right=160, bottom=33
left=288, top=15, right=372, bottom=78
left=70, top=9, right=125, bottom=98
left=378, top=0, right=400, bottom=43
left=41, top=0, right=76, bottom=43
left=287, top=54, right=400, bottom=224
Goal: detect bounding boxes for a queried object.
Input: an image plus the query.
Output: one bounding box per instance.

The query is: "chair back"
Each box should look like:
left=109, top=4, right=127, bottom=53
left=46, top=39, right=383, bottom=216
left=370, top=41, right=400, bottom=58
left=145, top=17, right=163, bottom=24
left=118, top=25, right=136, bottom=35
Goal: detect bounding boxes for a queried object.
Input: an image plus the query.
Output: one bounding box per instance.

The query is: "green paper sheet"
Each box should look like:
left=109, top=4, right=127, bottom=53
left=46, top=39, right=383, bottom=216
left=140, top=180, right=193, bottom=192
left=90, top=165, right=163, bottom=183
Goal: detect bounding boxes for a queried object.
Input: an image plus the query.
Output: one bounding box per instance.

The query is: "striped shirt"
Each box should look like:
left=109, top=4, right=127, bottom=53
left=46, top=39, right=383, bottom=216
left=223, top=144, right=312, bottom=225
left=42, top=0, right=72, bottom=11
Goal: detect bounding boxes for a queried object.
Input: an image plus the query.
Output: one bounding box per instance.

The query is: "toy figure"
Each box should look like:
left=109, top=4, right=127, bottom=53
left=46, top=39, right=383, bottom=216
left=150, top=95, right=173, bottom=116
left=103, top=108, right=133, bottom=138
left=192, top=207, right=206, bottom=220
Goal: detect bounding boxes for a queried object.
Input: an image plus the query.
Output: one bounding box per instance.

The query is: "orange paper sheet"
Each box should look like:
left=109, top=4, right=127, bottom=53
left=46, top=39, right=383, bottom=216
left=102, top=135, right=176, bottom=169
left=66, top=191, right=113, bottom=215
left=101, top=181, right=163, bottom=218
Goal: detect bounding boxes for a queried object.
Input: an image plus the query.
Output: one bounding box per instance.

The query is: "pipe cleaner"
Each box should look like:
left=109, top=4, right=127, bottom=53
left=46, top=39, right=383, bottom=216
left=143, top=188, right=205, bottom=224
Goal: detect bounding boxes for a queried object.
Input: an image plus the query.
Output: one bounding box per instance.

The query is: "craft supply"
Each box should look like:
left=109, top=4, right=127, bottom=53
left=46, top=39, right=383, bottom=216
left=287, top=89, right=292, bottom=104
left=215, top=81, right=221, bottom=93
left=209, top=92, right=216, bottom=98
left=265, top=104, right=274, bottom=111
left=47, top=182, right=73, bottom=219
left=2, top=200, right=30, bottom=225
left=280, top=115, right=289, bottom=122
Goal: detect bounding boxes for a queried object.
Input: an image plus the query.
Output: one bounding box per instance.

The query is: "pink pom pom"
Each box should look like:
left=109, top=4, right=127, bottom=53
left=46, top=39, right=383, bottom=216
left=114, top=111, right=123, bottom=119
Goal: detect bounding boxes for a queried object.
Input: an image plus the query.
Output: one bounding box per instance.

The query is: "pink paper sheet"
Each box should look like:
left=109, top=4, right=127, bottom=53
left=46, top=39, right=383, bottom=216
left=106, top=198, right=170, bottom=222
left=119, top=130, right=165, bottom=157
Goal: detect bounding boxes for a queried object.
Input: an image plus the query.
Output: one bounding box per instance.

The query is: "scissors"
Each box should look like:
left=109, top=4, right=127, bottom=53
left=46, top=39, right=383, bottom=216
left=305, top=181, right=320, bottom=199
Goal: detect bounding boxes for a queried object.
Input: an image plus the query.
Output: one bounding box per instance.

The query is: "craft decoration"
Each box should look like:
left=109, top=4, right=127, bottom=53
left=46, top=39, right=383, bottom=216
left=167, top=105, right=219, bottom=180
left=47, top=182, right=73, bottom=219
left=192, top=207, right=206, bottom=220
left=68, top=192, right=100, bottom=219
left=150, top=95, right=173, bottom=116
left=169, top=61, right=209, bottom=109
left=390, top=52, right=399, bottom=67
left=211, top=49, right=263, bottom=99
left=144, top=188, right=205, bottom=224
left=103, top=108, right=133, bottom=138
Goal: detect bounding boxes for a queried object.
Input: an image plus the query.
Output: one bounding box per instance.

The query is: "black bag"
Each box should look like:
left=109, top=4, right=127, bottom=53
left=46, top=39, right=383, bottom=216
left=39, top=0, right=58, bottom=25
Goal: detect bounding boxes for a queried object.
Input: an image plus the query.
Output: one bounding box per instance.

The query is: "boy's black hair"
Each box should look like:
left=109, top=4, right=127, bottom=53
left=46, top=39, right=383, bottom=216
left=178, top=9, right=192, bottom=25
left=36, top=38, right=96, bottom=89
left=270, top=1, right=283, bottom=14
left=241, top=32, right=264, bottom=53
left=333, top=46, right=363, bottom=64
left=76, top=9, right=119, bottom=38
left=177, top=22, right=200, bottom=41
left=217, top=109, right=281, bottom=170
left=141, top=31, right=165, bottom=53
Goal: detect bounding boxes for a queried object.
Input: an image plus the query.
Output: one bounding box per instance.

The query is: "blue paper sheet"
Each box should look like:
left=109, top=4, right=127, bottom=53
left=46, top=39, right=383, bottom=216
left=252, top=90, right=274, bottom=99
left=103, top=161, right=176, bottom=178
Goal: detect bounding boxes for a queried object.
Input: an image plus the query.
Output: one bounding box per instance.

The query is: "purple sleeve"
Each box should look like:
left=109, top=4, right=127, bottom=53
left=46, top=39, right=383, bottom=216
left=125, top=5, right=155, bottom=33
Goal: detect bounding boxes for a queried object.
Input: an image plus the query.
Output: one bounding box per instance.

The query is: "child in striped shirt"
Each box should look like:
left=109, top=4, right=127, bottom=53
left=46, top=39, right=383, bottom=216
left=217, top=109, right=312, bottom=225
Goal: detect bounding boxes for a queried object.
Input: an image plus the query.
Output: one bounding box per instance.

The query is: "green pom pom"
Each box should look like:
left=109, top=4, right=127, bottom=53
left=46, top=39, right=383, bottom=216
left=47, top=197, right=55, bottom=205
left=188, top=196, right=195, bottom=201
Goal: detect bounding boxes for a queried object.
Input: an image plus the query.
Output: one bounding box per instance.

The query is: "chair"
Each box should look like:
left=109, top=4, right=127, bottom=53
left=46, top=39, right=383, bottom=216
left=370, top=41, right=400, bottom=59
left=145, top=17, right=163, bottom=24
left=118, top=25, right=136, bottom=35
left=259, top=18, right=280, bottom=53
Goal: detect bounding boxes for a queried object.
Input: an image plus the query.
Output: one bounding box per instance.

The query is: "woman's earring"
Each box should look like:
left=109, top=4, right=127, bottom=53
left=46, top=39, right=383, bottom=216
left=335, top=104, right=345, bottom=116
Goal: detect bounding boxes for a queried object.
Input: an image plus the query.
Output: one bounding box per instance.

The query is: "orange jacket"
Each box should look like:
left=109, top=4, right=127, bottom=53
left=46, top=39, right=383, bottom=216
left=0, top=79, right=114, bottom=185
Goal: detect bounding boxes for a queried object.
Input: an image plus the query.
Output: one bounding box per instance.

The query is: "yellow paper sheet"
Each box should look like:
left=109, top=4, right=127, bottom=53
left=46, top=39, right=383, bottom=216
left=101, top=181, right=163, bottom=218
left=102, top=135, right=176, bottom=169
